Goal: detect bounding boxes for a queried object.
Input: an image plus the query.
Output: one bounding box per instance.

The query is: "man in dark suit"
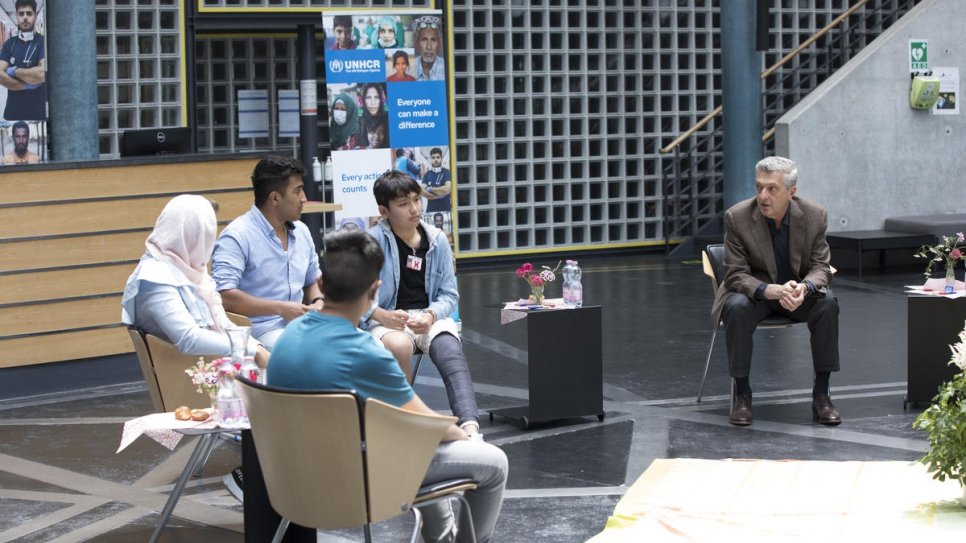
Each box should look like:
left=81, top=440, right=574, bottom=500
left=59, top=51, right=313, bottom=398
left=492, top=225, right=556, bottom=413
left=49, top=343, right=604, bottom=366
left=711, top=156, right=841, bottom=427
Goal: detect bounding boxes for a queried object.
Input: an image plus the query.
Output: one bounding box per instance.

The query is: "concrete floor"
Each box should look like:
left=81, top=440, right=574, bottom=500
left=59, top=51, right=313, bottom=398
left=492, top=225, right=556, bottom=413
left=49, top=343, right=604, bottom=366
left=0, top=250, right=941, bottom=542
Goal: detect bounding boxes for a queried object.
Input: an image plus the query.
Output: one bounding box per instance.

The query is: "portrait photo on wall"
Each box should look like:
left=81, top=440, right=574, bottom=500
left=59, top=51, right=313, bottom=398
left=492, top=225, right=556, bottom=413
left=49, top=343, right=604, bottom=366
left=424, top=210, right=453, bottom=246
left=363, top=15, right=405, bottom=50
left=410, top=14, right=445, bottom=81
left=418, top=145, right=452, bottom=213
left=323, top=14, right=360, bottom=51
left=358, top=82, right=389, bottom=149
left=327, top=84, right=360, bottom=151
left=0, top=0, right=47, bottom=122
left=1, top=119, right=44, bottom=164
left=386, top=48, right=416, bottom=82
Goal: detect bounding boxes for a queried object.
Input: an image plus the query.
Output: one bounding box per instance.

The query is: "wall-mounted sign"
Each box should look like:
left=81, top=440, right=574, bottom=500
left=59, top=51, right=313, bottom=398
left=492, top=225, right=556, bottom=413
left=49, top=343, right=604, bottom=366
left=909, top=39, right=929, bottom=72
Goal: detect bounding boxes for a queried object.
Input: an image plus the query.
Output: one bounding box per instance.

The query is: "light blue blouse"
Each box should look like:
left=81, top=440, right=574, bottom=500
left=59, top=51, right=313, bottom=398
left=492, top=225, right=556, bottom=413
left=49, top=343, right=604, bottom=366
left=121, top=255, right=248, bottom=355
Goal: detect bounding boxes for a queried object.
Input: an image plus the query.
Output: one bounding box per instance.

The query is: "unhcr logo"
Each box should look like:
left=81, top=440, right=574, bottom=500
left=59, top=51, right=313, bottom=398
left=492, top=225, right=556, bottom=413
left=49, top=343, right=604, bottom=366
left=329, top=58, right=345, bottom=73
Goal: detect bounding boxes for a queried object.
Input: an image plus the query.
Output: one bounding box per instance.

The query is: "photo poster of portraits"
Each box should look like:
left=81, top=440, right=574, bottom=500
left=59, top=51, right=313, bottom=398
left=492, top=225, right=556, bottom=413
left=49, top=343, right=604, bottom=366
left=322, top=10, right=455, bottom=250
left=0, top=0, right=47, bottom=165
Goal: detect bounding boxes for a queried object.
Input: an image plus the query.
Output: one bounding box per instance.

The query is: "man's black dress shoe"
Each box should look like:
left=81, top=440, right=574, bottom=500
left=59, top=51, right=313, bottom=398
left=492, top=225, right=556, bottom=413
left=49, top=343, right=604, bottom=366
left=729, top=392, right=753, bottom=426
left=812, top=393, right=842, bottom=426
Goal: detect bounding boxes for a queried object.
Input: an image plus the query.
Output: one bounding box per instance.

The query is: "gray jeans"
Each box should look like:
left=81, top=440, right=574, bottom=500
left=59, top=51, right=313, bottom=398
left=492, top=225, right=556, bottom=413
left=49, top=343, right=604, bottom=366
left=418, top=440, right=508, bottom=543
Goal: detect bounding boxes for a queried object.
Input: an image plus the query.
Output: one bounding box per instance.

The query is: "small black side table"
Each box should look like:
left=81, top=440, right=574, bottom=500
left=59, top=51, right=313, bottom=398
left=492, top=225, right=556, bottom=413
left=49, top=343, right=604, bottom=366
left=906, top=295, right=966, bottom=407
left=488, top=305, right=604, bottom=429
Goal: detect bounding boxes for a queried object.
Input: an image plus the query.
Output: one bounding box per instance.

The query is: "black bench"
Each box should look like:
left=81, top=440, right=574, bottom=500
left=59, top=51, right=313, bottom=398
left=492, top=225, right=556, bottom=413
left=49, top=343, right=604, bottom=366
left=884, top=214, right=966, bottom=239
left=826, top=230, right=935, bottom=279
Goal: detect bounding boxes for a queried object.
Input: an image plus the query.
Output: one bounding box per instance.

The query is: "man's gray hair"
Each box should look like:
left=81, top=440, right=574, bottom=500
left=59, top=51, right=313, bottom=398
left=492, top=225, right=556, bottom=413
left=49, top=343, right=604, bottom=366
left=756, top=156, right=798, bottom=188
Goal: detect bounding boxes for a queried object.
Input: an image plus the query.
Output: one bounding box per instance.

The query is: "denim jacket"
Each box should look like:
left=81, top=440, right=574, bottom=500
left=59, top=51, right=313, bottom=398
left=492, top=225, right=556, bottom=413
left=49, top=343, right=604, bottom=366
left=364, top=219, right=458, bottom=328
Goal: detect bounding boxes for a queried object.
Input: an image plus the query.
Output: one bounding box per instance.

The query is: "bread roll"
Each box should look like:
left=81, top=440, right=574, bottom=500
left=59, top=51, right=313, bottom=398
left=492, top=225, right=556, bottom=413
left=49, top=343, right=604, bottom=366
left=174, top=406, right=192, bottom=421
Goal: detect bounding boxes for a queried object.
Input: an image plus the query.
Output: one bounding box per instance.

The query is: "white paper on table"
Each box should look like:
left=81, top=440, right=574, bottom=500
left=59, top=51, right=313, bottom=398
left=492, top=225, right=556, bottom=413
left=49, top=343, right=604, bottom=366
left=500, top=298, right=567, bottom=325
left=117, top=411, right=217, bottom=454
left=905, top=278, right=966, bottom=298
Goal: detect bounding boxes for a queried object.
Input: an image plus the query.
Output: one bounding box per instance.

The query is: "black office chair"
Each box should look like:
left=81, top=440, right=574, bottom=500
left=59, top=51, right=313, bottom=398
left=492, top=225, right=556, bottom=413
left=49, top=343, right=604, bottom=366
left=697, top=244, right=804, bottom=402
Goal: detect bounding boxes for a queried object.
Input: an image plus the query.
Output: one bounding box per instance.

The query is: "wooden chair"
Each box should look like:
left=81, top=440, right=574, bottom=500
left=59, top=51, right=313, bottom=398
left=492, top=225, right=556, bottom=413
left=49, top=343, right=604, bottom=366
left=226, top=311, right=252, bottom=328
left=696, top=244, right=835, bottom=402
left=236, top=378, right=479, bottom=543
left=127, top=327, right=210, bottom=411
left=126, top=326, right=229, bottom=543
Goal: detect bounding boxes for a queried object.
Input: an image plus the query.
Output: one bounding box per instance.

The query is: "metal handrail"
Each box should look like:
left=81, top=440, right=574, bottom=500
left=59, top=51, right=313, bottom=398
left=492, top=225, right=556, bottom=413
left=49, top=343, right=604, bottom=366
left=659, top=0, right=871, bottom=154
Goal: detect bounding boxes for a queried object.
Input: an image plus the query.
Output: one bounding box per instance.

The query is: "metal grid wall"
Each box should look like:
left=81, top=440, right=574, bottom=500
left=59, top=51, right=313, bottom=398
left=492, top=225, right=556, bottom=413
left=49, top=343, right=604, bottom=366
left=451, top=0, right=721, bottom=253
left=93, top=0, right=913, bottom=256
left=95, top=0, right=183, bottom=157
left=194, top=37, right=300, bottom=153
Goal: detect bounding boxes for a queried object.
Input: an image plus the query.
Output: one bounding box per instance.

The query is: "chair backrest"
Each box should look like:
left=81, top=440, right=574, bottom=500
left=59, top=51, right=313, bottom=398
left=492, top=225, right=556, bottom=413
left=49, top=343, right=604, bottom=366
left=128, top=327, right=165, bottom=412
left=126, top=326, right=213, bottom=411
left=364, top=398, right=456, bottom=522
left=237, top=378, right=455, bottom=529
left=226, top=312, right=252, bottom=328
left=703, top=244, right=726, bottom=291
left=237, top=379, right=369, bottom=530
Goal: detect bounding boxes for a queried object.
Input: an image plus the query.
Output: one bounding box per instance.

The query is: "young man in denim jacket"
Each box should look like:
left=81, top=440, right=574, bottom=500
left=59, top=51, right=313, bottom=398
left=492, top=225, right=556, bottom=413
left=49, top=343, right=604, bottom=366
left=363, top=170, right=482, bottom=439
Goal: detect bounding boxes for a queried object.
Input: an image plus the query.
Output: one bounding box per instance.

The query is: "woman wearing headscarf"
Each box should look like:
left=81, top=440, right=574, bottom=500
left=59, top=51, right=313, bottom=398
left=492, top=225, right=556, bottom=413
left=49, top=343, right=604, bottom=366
left=370, top=16, right=402, bottom=49
left=121, top=194, right=267, bottom=365
left=359, top=83, right=389, bottom=149
left=330, top=93, right=359, bottom=150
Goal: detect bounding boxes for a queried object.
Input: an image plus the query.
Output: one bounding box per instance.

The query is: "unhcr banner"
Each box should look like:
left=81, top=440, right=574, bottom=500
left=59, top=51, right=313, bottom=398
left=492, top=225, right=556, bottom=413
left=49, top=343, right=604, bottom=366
left=322, top=10, right=454, bottom=247
left=0, top=0, right=47, bottom=165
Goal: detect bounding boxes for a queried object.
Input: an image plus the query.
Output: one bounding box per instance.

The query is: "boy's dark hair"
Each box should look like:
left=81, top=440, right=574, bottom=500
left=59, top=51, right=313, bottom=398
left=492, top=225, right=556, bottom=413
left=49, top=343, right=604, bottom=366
left=430, top=147, right=442, bottom=156
left=373, top=170, right=421, bottom=208
left=15, top=0, right=37, bottom=13
left=332, top=15, right=352, bottom=30
left=320, top=230, right=384, bottom=303
left=251, top=155, right=305, bottom=207
left=392, top=49, right=409, bottom=66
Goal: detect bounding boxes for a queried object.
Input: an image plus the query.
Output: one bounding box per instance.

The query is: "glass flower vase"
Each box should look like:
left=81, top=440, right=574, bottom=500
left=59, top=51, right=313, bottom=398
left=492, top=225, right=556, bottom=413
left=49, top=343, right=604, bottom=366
left=946, top=260, right=956, bottom=294
left=530, top=285, right=545, bottom=305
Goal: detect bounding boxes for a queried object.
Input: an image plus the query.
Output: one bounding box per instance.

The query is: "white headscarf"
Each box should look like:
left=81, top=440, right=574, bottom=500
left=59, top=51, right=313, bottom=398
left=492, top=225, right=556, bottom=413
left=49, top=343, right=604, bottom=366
left=141, top=195, right=233, bottom=331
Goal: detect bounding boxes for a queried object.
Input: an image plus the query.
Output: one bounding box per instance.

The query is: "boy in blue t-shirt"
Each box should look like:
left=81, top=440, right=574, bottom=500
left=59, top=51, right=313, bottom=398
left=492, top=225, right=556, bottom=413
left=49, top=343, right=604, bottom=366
left=268, top=230, right=507, bottom=543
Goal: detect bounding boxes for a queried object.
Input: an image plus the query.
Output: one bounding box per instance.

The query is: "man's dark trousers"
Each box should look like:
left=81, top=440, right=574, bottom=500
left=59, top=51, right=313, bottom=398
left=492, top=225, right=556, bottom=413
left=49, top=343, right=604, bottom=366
left=721, top=291, right=839, bottom=379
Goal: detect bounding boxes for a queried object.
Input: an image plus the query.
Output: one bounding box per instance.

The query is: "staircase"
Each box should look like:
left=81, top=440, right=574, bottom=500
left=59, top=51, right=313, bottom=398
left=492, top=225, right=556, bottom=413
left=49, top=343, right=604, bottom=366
left=662, top=0, right=921, bottom=257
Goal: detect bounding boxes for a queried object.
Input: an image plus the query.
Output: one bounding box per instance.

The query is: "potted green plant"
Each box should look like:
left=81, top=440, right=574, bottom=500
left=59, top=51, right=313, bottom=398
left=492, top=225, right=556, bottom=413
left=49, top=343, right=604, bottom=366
left=913, top=320, right=966, bottom=507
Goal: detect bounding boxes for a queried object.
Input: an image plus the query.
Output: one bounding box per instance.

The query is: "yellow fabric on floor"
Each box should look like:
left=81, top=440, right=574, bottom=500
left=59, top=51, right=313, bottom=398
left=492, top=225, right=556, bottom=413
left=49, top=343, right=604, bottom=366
left=588, top=459, right=966, bottom=542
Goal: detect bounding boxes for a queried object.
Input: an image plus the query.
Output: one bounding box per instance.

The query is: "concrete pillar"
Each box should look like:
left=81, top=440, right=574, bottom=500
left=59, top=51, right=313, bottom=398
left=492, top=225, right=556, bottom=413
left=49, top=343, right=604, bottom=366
left=721, top=0, right=763, bottom=208
left=47, top=0, right=99, bottom=161
left=297, top=24, right=322, bottom=250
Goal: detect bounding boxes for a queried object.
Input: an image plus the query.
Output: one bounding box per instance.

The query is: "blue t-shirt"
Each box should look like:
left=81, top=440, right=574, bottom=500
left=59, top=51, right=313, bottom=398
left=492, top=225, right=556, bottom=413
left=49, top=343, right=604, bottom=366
left=266, top=312, right=414, bottom=407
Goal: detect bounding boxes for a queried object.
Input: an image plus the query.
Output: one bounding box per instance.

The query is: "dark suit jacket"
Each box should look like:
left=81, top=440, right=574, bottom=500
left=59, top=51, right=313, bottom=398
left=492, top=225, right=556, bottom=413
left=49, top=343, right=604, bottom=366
left=710, top=196, right=833, bottom=326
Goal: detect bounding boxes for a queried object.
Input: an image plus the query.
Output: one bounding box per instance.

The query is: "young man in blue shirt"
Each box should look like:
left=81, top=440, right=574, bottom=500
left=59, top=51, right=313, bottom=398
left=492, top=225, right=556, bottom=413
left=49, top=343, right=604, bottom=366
left=268, top=230, right=507, bottom=542
left=211, top=155, right=323, bottom=349
left=364, top=170, right=482, bottom=439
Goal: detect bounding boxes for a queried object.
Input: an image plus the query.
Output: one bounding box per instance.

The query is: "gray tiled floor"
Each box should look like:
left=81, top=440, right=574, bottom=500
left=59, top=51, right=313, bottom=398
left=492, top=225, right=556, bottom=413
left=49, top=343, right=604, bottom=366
left=0, top=252, right=939, bottom=542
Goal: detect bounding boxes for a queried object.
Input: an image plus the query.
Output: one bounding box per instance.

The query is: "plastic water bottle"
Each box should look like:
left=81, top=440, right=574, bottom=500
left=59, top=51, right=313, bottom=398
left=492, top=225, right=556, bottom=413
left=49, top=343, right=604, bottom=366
left=562, top=260, right=583, bottom=308
left=324, top=155, right=334, bottom=183
left=238, top=355, right=262, bottom=384
left=216, top=361, right=247, bottom=428
left=312, top=156, right=323, bottom=183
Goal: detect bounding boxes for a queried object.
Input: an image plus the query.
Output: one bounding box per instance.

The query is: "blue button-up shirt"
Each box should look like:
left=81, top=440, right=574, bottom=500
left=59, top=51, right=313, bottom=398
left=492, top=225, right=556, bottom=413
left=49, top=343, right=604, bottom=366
left=211, top=205, right=320, bottom=340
